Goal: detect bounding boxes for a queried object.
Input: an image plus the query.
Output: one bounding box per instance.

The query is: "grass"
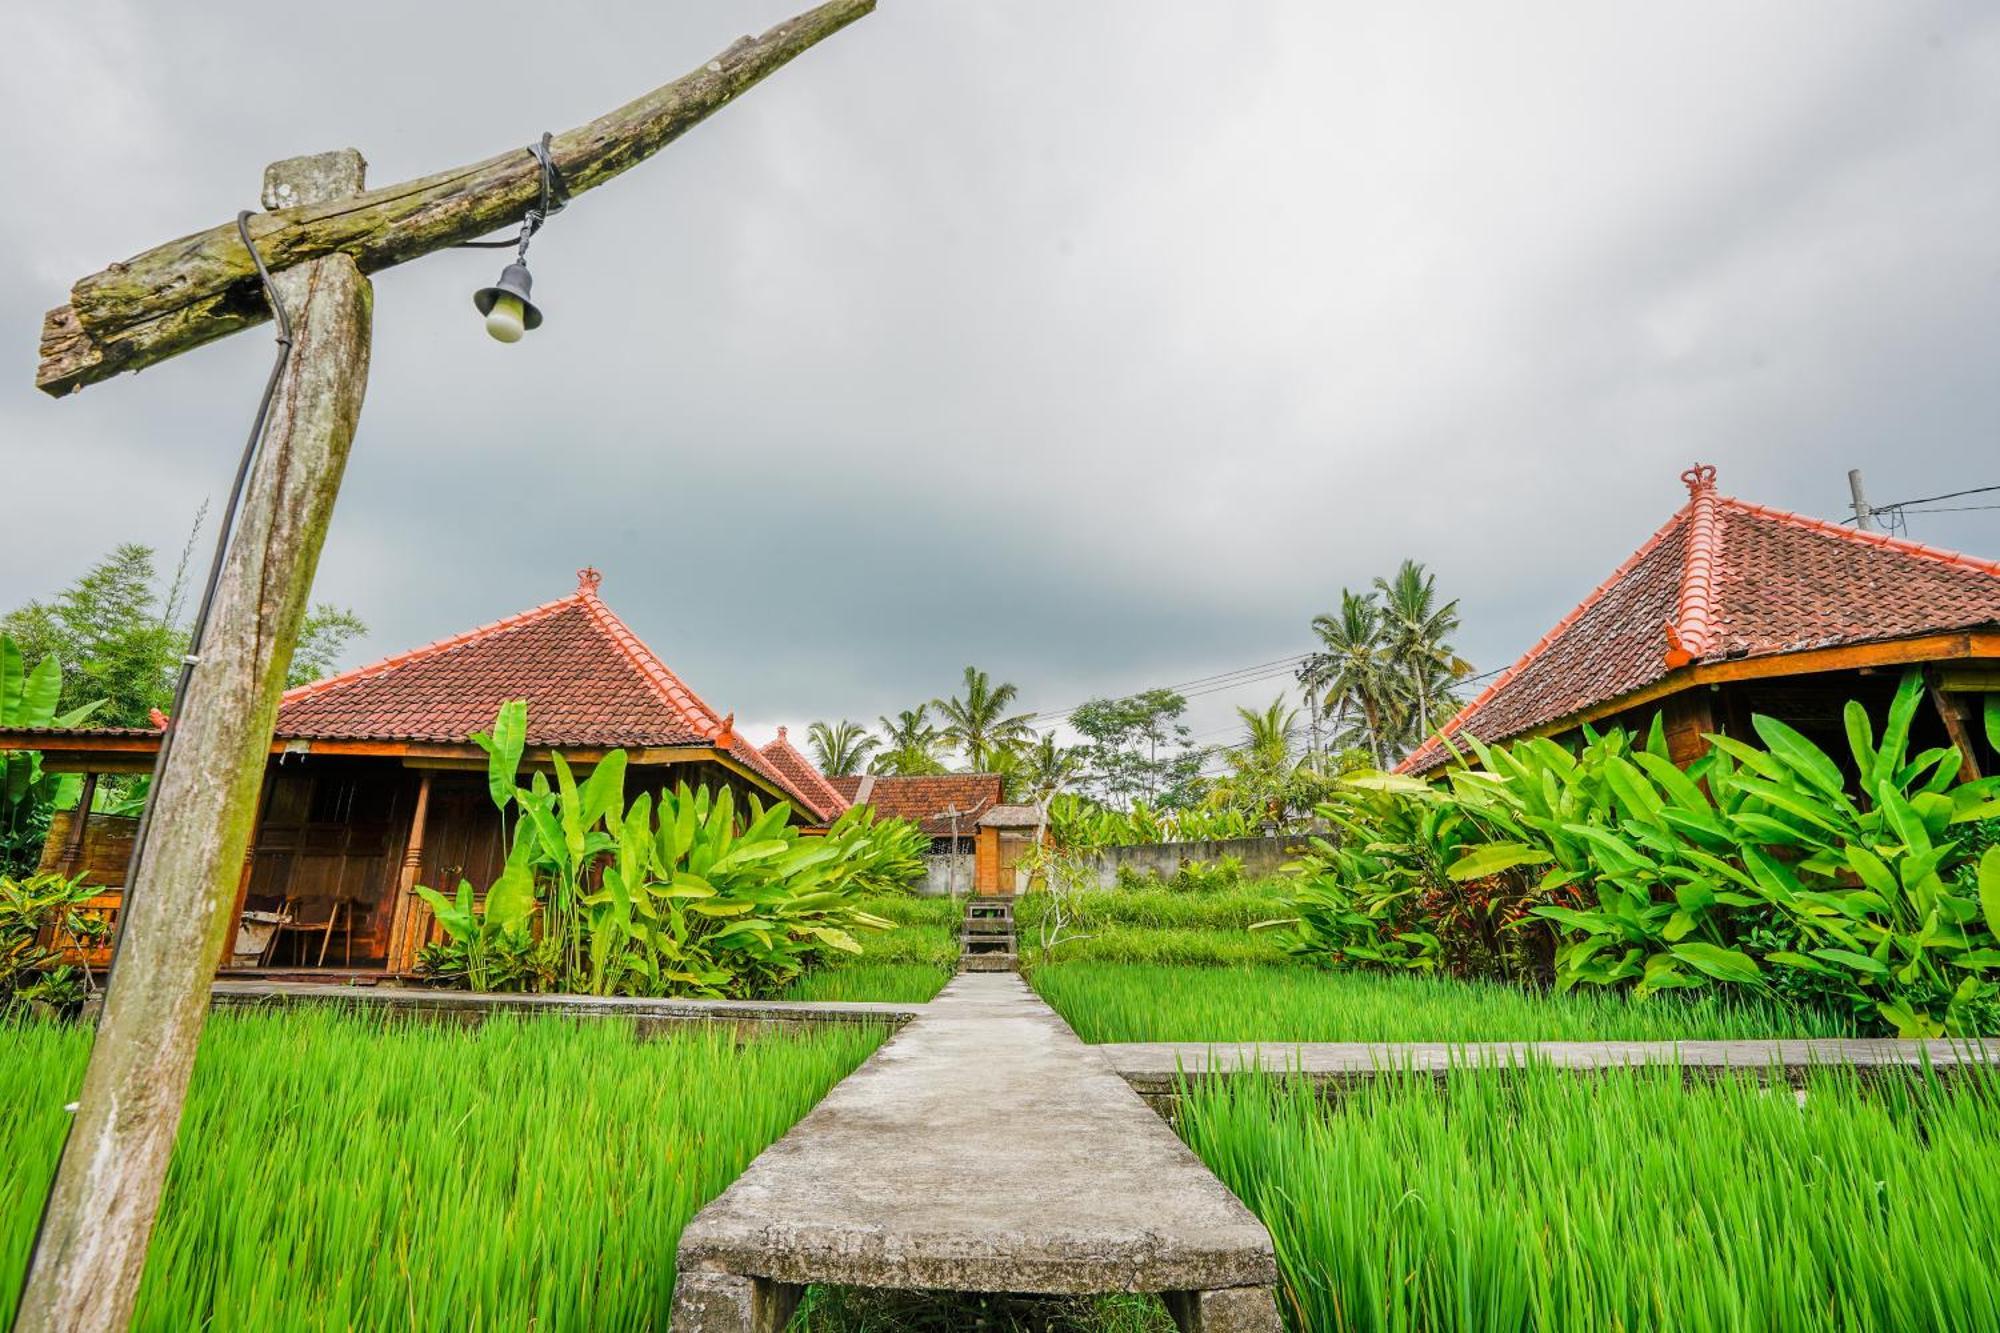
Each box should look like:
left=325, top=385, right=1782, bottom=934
left=1032, top=962, right=1854, bottom=1043
left=772, top=894, right=958, bottom=1002
left=781, top=963, right=949, bottom=1004
left=1012, top=882, right=1294, bottom=967
left=1180, top=1061, right=2000, bottom=1330
left=1, top=1008, right=882, bottom=1330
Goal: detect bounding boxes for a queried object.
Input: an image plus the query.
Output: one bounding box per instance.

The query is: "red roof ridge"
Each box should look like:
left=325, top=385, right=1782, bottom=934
left=573, top=572, right=729, bottom=744
left=1717, top=494, right=2000, bottom=581
left=279, top=590, right=585, bottom=706
left=1399, top=497, right=1697, bottom=772
left=1669, top=463, right=1725, bottom=663
left=758, top=727, right=850, bottom=822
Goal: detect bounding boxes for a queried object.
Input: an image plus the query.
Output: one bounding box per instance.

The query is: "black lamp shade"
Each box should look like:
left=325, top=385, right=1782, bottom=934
left=473, top=262, right=544, bottom=330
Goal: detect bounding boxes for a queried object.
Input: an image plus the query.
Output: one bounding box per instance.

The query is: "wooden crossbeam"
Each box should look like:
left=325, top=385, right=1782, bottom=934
left=35, top=0, right=873, bottom=397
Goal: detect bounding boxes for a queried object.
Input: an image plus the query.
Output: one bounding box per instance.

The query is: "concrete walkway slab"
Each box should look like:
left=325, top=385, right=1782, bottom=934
left=1104, top=1036, right=2000, bottom=1098
left=673, top=974, right=1277, bottom=1325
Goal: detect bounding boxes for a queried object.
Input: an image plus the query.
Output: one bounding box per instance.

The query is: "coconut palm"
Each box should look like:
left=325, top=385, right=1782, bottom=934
left=932, top=665, right=1036, bottom=771
left=805, top=720, right=878, bottom=776
left=1373, top=559, right=1473, bottom=744
left=870, top=706, right=947, bottom=776
left=1303, top=591, right=1404, bottom=770
left=1017, top=732, right=1085, bottom=803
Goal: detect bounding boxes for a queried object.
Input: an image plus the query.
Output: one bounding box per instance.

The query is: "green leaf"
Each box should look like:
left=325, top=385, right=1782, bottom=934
left=1446, top=843, right=1554, bottom=881
left=471, top=699, right=527, bottom=814
left=1751, top=713, right=1846, bottom=797
left=1979, top=847, right=2000, bottom=941
left=1986, top=695, right=2000, bottom=753
left=18, top=656, right=63, bottom=728
left=1669, top=942, right=1763, bottom=985
left=1812, top=947, right=1888, bottom=976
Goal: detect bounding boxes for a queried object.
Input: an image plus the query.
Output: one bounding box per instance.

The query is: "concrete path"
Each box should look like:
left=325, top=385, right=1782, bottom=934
left=672, top=974, right=1279, bottom=1331
left=1106, top=1036, right=2000, bottom=1100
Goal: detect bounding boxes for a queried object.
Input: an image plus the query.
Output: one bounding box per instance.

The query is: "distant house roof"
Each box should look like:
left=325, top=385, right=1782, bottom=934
left=1401, top=465, right=2000, bottom=774
left=977, top=803, right=1044, bottom=829
left=757, top=728, right=849, bottom=824
left=826, top=773, right=1004, bottom=837
left=3, top=569, right=819, bottom=814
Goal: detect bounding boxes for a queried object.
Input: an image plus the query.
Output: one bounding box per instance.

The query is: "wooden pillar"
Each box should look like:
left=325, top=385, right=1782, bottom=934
left=1928, top=678, right=1985, bottom=781
left=220, top=767, right=275, bottom=971
left=14, top=151, right=373, bottom=1333
left=56, top=772, right=98, bottom=877
left=385, top=770, right=434, bottom=974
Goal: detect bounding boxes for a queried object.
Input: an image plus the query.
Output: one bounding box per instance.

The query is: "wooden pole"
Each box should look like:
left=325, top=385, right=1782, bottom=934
left=35, top=0, right=874, bottom=397
left=55, top=773, right=97, bottom=877
left=384, top=769, right=434, bottom=973
left=13, top=151, right=373, bottom=1333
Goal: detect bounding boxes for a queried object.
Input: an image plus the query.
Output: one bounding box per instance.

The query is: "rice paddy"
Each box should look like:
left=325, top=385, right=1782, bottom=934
left=1032, top=962, right=1854, bottom=1043
left=781, top=962, right=950, bottom=1003
left=1179, top=1061, right=2000, bottom=1331
left=0, top=1008, right=883, bottom=1331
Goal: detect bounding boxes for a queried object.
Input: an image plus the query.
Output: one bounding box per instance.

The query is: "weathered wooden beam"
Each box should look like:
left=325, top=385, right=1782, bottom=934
left=36, top=0, right=873, bottom=397
left=12, top=153, right=374, bottom=1332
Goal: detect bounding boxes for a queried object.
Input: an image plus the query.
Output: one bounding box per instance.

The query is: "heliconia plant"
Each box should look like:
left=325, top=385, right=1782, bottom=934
left=419, top=702, right=921, bottom=999
left=1266, top=671, right=2000, bottom=1036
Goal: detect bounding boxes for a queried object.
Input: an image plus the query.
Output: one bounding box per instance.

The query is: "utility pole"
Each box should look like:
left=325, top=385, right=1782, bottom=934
left=1848, top=468, right=1876, bottom=531
left=14, top=6, right=872, bottom=1328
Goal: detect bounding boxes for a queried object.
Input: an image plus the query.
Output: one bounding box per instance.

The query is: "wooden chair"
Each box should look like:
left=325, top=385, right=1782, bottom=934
left=261, top=894, right=358, bottom=968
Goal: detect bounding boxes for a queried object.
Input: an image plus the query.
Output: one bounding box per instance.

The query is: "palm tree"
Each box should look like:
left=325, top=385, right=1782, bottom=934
left=1018, top=732, right=1085, bottom=803
left=870, top=706, right=947, bottom=776
left=806, top=720, right=878, bottom=776
left=1373, top=559, right=1472, bottom=744
left=1231, top=696, right=1299, bottom=775
left=1219, top=695, right=1301, bottom=825
left=932, top=665, right=1036, bottom=771
left=1303, top=591, right=1403, bottom=769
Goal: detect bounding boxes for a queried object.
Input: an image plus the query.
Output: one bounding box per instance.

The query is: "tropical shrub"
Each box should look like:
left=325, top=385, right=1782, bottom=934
left=416, top=702, right=923, bottom=1000
left=1266, top=673, right=2000, bottom=1035
left=0, top=872, right=104, bottom=1010
left=1, top=636, right=105, bottom=876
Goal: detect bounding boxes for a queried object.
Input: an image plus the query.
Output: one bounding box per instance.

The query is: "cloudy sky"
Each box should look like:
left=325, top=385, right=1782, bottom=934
left=4, top=1, right=1997, bottom=753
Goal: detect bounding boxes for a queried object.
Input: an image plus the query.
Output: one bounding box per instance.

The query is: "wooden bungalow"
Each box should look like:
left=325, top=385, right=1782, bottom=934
left=1400, top=465, right=2000, bottom=779
left=2, top=569, right=840, bottom=977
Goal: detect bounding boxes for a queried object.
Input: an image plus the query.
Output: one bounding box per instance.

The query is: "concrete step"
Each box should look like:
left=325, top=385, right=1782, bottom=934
left=957, top=953, right=1019, bottom=973
left=674, top=974, right=1278, bottom=1328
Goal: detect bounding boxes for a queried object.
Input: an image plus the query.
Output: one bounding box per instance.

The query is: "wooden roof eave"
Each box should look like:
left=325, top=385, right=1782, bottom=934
left=1416, top=628, right=2000, bottom=773
left=0, top=730, right=748, bottom=775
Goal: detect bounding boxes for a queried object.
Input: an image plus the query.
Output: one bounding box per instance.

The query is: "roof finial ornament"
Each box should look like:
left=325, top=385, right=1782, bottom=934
left=715, top=712, right=736, bottom=748
left=776, top=725, right=788, bottom=740
left=1681, top=463, right=1717, bottom=497
left=577, top=566, right=603, bottom=593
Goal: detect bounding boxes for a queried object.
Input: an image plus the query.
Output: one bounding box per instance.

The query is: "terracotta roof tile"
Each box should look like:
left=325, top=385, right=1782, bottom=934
left=757, top=728, right=850, bottom=824
left=826, top=773, right=1004, bottom=837
left=276, top=569, right=728, bottom=748
left=1402, top=466, right=2000, bottom=773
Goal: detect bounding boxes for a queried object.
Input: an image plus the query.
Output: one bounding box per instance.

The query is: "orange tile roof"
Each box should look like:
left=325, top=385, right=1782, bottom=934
left=277, top=569, right=731, bottom=748
left=1401, top=465, right=2000, bottom=773
left=826, top=773, right=1004, bottom=837
left=757, top=728, right=850, bottom=824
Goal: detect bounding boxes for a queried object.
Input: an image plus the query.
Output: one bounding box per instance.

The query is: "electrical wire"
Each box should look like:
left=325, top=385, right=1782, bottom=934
left=10, top=210, right=295, bottom=1330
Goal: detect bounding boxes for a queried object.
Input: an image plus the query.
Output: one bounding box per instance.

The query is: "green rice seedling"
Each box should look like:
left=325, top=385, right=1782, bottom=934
left=1179, top=1059, right=2000, bottom=1331
left=781, top=963, right=951, bottom=1003
left=1015, top=883, right=1293, bottom=935
left=1033, top=962, right=1852, bottom=1043
left=1032, top=926, right=1291, bottom=969
left=1, top=1008, right=881, bottom=1331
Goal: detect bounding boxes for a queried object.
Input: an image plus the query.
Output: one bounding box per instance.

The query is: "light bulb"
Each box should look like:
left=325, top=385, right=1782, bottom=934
left=485, top=294, right=526, bottom=343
